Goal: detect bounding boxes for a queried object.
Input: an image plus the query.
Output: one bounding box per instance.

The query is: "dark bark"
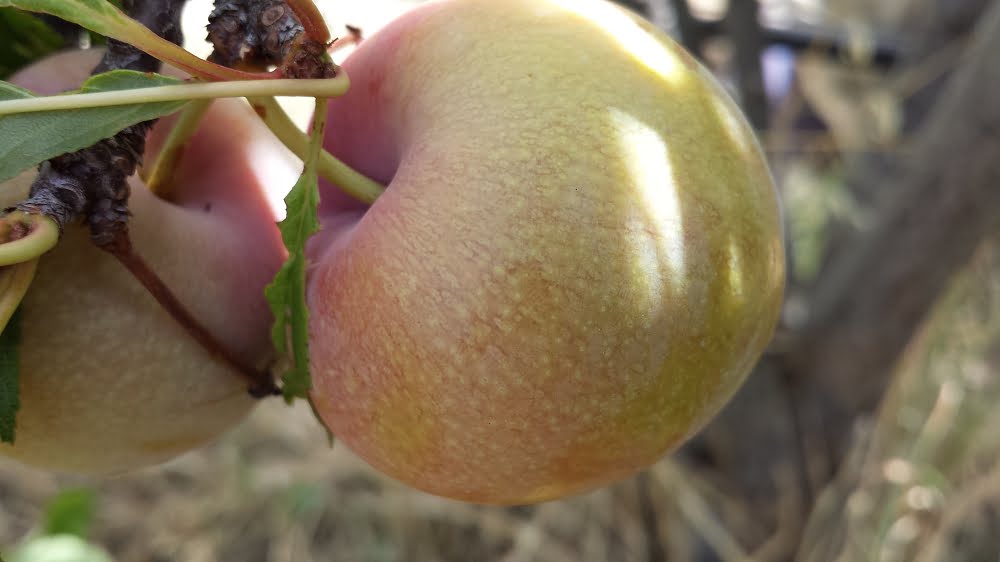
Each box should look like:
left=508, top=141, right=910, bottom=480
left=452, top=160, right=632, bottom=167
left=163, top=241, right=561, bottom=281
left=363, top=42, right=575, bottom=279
left=16, top=0, right=185, bottom=239
left=662, top=1, right=900, bottom=67
left=682, top=0, right=1000, bottom=558
left=669, top=0, right=710, bottom=54
left=206, top=0, right=335, bottom=79
left=793, top=0, right=1000, bottom=415
left=723, top=0, right=768, bottom=129
left=207, top=0, right=304, bottom=68
left=37, top=15, right=87, bottom=48
left=11, top=0, right=281, bottom=397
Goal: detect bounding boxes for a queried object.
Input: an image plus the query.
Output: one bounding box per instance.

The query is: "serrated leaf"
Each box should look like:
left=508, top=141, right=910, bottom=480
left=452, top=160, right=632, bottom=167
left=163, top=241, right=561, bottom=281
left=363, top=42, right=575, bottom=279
left=265, top=98, right=327, bottom=403
left=0, top=259, right=36, bottom=444
left=42, top=488, right=96, bottom=539
left=0, top=70, right=186, bottom=183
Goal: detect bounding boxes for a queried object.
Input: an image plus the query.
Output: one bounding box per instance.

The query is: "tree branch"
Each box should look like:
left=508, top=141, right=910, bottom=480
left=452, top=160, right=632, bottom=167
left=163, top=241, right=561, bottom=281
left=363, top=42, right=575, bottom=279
left=792, top=0, right=1000, bottom=413
left=683, top=0, right=1000, bottom=557
left=723, top=0, right=768, bottom=129
left=11, top=0, right=281, bottom=397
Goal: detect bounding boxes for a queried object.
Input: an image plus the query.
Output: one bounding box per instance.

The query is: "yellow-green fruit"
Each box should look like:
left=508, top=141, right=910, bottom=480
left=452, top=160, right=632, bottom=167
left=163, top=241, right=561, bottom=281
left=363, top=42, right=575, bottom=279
left=0, top=51, right=287, bottom=474
left=308, top=0, right=784, bottom=504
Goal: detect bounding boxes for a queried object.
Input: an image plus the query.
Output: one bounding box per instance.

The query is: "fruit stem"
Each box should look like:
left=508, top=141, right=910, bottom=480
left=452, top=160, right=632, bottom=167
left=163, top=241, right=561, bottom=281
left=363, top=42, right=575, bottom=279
left=285, top=0, right=332, bottom=44
left=0, top=76, right=350, bottom=117
left=105, top=229, right=280, bottom=398
left=144, top=99, right=214, bottom=199
left=0, top=213, right=59, bottom=266
left=248, top=96, right=385, bottom=204
left=0, top=259, right=38, bottom=332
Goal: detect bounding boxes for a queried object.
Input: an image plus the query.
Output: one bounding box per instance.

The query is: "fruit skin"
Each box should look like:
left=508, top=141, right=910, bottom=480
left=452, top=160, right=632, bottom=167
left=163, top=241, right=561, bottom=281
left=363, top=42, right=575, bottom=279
left=0, top=50, right=287, bottom=474
left=309, top=0, right=784, bottom=504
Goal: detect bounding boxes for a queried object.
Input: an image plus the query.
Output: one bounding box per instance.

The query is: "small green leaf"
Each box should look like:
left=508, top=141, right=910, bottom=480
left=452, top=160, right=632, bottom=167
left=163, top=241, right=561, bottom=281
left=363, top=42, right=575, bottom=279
left=78, top=69, right=181, bottom=93
left=0, top=308, right=22, bottom=444
left=42, top=488, right=96, bottom=539
left=265, top=98, right=327, bottom=403
left=0, top=258, right=37, bottom=444
left=0, top=82, right=34, bottom=99
left=0, top=71, right=186, bottom=183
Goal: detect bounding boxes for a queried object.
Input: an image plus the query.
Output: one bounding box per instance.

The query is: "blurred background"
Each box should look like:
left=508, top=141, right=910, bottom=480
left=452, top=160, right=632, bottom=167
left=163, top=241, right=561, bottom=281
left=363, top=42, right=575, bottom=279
left=1, top=0, right=999, bottom=560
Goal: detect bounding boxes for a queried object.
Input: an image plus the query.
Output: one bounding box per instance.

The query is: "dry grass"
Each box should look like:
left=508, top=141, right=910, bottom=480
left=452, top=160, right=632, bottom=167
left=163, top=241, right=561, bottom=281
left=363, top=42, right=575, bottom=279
left=796, top=240, right=1000, bottom=562
left=3, top=1, right=999, bottom=560
left=2, top=239, right=995, bottom=561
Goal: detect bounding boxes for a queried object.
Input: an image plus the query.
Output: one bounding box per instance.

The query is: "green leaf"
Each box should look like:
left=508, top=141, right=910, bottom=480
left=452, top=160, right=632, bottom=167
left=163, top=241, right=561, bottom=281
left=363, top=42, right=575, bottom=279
left=0, top=0, right=246, bottom=82
left=78, top=69, right=181, bottom=93
left=42, top=488, right=96, bottom=539
left=0, top=258, right=38, bottom=445
left=0, top=82, right=33, bottom=100
left=0, top=1, right=129, bottom=40
left=0, top=70, right=186, bottom=183
left=0, top=308, right=21, bottom=444
left=0, top=9, right=65, bottom=79
left=265, top=98, right=327, bottom=403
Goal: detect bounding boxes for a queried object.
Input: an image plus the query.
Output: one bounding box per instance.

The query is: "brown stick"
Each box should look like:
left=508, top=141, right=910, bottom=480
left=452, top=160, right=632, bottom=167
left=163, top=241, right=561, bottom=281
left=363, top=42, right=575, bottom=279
left=103, top=228, right=279, bottom=398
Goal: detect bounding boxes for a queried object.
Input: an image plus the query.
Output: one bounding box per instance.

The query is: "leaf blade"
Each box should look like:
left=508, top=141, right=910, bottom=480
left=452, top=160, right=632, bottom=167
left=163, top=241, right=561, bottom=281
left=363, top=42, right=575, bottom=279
left=0, top=308, right=22, bottom=444
left=0, top=8, right=65, bottom=79
left=265, top=97, right=326, bottom=404
left=0, top=259, right=38, bottom=444
left=42, top=488, right=97, bottom=538
left=0, top=0, right=130, bottom=41
left=0, top=71, right=186, bottom=183
left=0, top=0, right=259, bottom=81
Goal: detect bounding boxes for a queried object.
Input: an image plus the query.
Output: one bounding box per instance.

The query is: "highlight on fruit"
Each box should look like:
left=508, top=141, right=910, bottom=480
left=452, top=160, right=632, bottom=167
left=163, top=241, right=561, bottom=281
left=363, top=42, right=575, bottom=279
left=0, top=0, right=783, bottom=505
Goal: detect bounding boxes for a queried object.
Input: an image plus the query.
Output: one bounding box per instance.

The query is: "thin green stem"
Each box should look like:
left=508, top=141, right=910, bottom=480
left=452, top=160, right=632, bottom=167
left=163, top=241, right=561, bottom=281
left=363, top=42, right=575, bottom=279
left=0, top=259, right=37, bottom=332
left=248, top=96, right=385, bottom=204
left=144, top=99, right=213, bottom=198
left=0, top=213, right=59, bottom=266
left=0, top=75, right=350, bottom=116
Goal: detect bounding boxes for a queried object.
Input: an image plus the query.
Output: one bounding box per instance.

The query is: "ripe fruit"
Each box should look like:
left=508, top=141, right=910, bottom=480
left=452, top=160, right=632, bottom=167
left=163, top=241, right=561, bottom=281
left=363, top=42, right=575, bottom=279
left=0, top=50, right=287, bottom=474
left=308, top=0, right=784, bottom=504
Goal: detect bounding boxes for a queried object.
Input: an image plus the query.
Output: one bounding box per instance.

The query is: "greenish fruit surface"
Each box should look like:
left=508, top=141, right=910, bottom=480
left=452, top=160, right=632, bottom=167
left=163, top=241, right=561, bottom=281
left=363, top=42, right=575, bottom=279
left=308, top=0, right=785, bottom=504
left=0, top=50, right=287, bottom=474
